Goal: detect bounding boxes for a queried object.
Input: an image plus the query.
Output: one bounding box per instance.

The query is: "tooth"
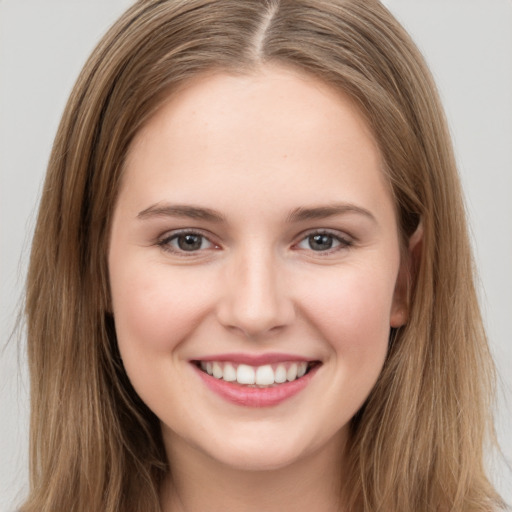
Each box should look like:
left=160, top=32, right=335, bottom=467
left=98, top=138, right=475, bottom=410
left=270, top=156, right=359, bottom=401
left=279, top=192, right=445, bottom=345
left=212, top=362, right=223, bottom=379
left=202, top=360, right=310, bottom=384
left=274, top=364, right=287, bottom=383
left=223, top=363, right=237, bottom=382
left=237, top=364, right=255, bottom=384
left=255, top=365, right=275, bottom=385
left=287, top=363, right=298, bottom=381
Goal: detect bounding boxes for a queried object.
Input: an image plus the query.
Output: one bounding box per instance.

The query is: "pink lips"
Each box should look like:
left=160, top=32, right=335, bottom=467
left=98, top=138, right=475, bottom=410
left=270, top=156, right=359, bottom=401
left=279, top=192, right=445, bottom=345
left=196, top=352, right=311, bottom=365
left=191, top=353, right=321, bottom=407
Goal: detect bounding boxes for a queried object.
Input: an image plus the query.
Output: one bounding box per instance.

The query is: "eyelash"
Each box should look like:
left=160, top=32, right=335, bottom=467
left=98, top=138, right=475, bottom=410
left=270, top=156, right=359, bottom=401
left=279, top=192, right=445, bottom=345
left=156, top=229, right=218, bottom=255
left=295, top=230, right=353, bottom=255
left=156, top=229, right=353, bottom=256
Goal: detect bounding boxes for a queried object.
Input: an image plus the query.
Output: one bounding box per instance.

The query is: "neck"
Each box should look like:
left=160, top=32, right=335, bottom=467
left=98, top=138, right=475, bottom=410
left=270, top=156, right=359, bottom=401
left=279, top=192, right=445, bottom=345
left=160, top=431, right=347, bottom=512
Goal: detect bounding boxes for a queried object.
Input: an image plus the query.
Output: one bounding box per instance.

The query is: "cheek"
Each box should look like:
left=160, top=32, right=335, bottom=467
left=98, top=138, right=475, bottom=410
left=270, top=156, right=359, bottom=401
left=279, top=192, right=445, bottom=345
left=298, top=263, right=397, bottom=360
left=110, top=261, right=212, bottom=356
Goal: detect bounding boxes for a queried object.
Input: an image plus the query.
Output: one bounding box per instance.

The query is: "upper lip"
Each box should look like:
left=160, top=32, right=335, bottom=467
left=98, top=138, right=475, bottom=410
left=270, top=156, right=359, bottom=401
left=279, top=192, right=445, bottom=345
left=191, top=352, right=318, bottom=366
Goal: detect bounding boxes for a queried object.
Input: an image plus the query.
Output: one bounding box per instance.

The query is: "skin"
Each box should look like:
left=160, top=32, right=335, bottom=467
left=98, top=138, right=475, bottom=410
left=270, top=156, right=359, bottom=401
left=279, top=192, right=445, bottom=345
left=108, top=65, right=412, bottom=512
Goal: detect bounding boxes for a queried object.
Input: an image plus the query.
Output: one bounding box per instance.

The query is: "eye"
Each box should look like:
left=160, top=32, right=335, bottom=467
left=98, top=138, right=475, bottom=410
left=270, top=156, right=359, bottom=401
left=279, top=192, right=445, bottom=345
left=158, top=231, right=216, bottom=253
left=296, top=232, right=352, bottom=252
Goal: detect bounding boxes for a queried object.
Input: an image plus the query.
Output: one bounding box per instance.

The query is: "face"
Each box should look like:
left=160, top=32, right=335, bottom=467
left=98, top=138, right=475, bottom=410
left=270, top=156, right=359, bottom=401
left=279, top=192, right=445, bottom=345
left=108, top=65, right=408, bottom=472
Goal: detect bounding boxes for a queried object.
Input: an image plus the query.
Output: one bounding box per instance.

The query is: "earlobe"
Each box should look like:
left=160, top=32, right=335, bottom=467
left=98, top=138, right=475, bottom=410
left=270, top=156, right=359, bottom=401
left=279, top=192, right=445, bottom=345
left=390, top=222, right=423, bottom=328
left=390, top=306, right=407, bottom=328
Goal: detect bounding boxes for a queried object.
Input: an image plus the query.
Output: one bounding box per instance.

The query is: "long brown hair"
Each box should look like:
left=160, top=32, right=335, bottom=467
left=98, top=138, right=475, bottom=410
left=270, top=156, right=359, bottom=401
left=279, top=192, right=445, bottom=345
left=22, top=1, right=504, bottom=510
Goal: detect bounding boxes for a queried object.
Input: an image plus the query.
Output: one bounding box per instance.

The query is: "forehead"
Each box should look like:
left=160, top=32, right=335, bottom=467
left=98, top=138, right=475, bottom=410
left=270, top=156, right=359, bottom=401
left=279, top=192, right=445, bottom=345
left=120, top=65, right=393, bottom=220
left=129, top=65, right=380, bottom=160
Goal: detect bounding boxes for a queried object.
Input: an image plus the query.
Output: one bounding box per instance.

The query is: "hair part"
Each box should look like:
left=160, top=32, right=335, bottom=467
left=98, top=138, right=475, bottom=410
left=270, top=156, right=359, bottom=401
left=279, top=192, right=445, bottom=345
left=22, top=1, right=504, bottom=511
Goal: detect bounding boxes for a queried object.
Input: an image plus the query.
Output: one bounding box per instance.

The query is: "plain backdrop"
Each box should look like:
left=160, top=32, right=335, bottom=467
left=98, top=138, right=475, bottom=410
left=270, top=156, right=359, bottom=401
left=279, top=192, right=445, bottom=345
left=1, top=1, right=511, bottom=510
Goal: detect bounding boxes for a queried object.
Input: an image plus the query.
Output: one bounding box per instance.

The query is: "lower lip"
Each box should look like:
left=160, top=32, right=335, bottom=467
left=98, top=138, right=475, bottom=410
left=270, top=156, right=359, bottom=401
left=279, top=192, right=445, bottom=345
left=193, top=364, right=320, bottom=407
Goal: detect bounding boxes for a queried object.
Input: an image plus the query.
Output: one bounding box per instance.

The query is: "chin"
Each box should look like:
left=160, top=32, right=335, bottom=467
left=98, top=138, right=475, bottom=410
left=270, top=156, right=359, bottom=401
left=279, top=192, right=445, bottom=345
left=186, top=423, right=345, bottom=474
left=206, top=444, right=309, bottom=472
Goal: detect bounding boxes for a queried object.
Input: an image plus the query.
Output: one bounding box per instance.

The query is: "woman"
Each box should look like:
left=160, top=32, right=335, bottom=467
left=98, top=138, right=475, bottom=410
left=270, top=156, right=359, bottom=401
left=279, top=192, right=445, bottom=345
left=21, top=0, right=505, bottom=510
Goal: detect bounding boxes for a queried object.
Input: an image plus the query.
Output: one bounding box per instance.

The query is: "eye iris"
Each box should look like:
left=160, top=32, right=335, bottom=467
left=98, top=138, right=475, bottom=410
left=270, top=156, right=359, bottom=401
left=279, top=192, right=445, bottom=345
left=309, top=234, right=333, bottom=251
left=177, top=234, right=203, bottom=251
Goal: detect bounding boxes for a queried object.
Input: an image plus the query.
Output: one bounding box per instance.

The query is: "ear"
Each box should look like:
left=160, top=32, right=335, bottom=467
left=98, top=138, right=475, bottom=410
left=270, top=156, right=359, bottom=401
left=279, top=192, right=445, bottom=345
left=390, top=222, right=423, bottom=328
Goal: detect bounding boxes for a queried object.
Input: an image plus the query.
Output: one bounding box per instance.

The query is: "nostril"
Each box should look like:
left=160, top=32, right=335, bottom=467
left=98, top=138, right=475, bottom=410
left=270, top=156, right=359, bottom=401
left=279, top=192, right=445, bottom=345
left=216, top=301, right=296, bottom=338
left=215, top=262, right=295, bottom=337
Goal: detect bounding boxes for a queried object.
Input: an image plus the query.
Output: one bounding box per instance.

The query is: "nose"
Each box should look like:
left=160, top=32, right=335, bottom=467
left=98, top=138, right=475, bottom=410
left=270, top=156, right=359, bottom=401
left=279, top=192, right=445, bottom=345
left=216, top=245, right=295, bottom=339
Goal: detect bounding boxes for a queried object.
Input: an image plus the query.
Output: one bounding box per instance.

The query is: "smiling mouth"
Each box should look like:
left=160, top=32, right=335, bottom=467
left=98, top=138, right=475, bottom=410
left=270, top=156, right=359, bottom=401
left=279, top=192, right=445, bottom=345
left=193, top=360, right=320, bottom=387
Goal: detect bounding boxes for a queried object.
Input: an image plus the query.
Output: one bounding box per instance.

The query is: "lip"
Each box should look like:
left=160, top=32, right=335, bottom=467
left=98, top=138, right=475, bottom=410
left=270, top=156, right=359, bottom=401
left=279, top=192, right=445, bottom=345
left=192, top=352, right=313, bottom=366
left=191, top=358, right=321, bottom=408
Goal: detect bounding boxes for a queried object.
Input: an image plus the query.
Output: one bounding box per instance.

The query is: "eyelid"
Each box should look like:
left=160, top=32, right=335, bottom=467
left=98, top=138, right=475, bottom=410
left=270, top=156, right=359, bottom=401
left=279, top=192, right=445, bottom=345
left=156, top=228, right=220, bottom=255
left=293, top=228, right=354, bottom=253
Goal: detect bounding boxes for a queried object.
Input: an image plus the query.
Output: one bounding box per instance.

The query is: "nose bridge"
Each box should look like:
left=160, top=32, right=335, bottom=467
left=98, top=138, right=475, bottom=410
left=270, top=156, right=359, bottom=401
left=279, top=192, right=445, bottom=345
left=218, top=240, right=294, bottom=337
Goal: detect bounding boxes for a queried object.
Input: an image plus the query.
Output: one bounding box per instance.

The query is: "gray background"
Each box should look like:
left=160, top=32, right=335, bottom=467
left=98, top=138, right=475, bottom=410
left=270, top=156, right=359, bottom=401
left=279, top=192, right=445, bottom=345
left=1, top=1, right=511, bottom=509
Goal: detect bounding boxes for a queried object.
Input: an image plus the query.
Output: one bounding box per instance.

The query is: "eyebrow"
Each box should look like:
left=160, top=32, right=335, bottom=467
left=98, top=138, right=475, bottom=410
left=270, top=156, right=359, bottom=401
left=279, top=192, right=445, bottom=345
left=137, top=202, right=376, bottom=224
left=286, top=203, right=377, bottom=223
left=137, top=203, right=226, bottom=222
